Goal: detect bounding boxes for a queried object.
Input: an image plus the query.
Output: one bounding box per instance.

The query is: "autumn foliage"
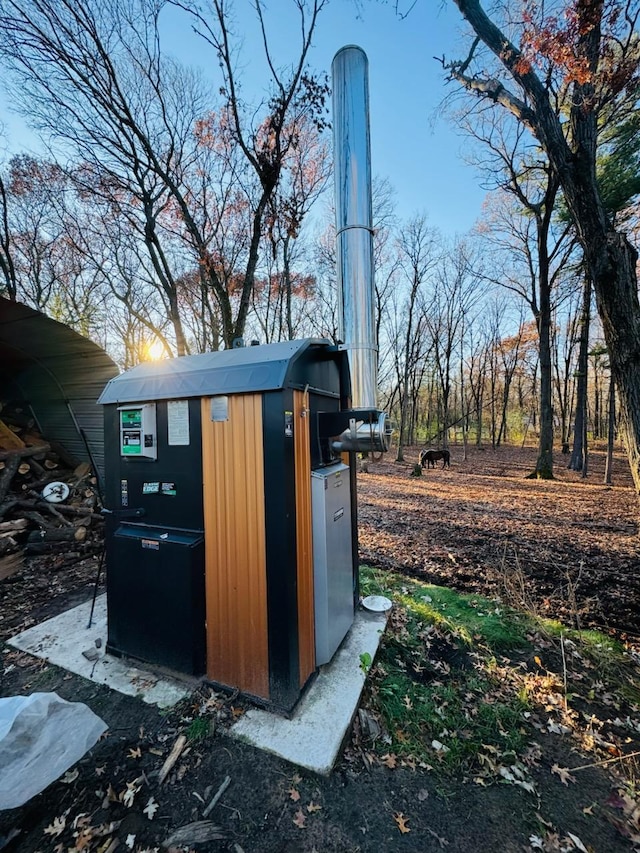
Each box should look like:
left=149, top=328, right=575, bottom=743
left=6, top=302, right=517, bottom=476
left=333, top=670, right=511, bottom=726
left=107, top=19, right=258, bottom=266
left=520, top=0, right=640, bottom=95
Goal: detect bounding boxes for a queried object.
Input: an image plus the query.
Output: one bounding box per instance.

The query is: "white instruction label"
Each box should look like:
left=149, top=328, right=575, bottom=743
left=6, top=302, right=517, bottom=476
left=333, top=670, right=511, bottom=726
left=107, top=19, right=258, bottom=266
left=167, top=400, right=190, bottom=445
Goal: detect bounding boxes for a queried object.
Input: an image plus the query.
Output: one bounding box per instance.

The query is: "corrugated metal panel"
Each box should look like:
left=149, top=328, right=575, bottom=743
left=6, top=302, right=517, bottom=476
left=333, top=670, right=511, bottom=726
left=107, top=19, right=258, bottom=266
left=0, top=298, right=119, bottom=484
left=98, top=339, right=330, bottom=404
left=201, top=394, right=269, bottom=699
left=294, top=388, right=315, bottom=686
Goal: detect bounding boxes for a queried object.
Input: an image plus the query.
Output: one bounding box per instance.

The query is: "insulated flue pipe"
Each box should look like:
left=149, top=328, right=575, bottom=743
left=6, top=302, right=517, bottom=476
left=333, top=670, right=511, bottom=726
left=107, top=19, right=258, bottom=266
left=332, top=45, right=377, bottom=411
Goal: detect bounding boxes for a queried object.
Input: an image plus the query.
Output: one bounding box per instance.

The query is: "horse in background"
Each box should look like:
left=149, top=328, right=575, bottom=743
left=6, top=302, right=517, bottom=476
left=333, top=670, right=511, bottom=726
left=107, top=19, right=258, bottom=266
left=420, top=448, right=450, bottom=469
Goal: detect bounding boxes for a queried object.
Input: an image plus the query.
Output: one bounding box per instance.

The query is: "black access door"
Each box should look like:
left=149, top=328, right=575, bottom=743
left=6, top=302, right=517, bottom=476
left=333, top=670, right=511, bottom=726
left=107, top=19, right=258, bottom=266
left=107, top=524, right=206, bottom=675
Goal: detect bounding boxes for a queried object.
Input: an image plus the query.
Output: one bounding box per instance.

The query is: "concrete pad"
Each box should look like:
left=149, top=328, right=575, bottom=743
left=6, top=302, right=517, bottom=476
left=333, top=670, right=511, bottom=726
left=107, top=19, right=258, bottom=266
left=230, top=608, right=388, bottom=775
left=8, top=598, right=389, bottom=773
left=7, top=595, right=192, bottom=709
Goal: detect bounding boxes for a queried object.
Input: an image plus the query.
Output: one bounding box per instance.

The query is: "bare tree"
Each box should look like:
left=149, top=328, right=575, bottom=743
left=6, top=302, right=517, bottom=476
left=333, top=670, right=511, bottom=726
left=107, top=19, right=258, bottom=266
left=172, top=0, right=329, bottom=346
left=464, top=112, right=576, bottom=476
left=312, top=176, right=399, bottom=372
left=0, top=160, right=17, bottom=300
left=4, top=155, right=109, bottom=336
left=0, top=0, right=208, bottom=352
left=445, top=0, right=640, bottom=494
left=605, top=374, right=616, bottom=485
left=259, top=114, right=332, bottom=340
left=465, top=316, right=492, bottom=446
left=427, top=240, right=482, bottom=449
left=0, top=0, right=329, bottom=351
left=390, top=214, right=439, bottom=461
left=5, top=157, right=63, bottom=310
left=568, top=270, right=592, bottom=470
left=551, top=284, right=583, bottom=456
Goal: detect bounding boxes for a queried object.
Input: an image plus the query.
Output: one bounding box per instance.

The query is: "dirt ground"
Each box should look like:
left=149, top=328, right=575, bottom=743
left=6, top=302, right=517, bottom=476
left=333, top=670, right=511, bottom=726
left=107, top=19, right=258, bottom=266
left=1, top=444, right=640, bottom=853
left=358, top=443, right=640, bottom=640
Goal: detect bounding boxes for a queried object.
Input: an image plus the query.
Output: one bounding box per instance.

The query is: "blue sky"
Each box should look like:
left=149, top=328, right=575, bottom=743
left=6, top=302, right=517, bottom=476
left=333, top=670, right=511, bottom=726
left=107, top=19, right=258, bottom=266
left=159, top=0, right=488, bottom=236
left=0, top=0, right=488, bottom=237
left=304, top=0, right=487, bottom=235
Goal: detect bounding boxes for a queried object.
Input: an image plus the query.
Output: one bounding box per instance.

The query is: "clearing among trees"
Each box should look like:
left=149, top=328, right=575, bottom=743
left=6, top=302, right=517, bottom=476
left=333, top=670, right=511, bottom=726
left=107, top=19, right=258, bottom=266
left=359, top=444, right=640, bottom=639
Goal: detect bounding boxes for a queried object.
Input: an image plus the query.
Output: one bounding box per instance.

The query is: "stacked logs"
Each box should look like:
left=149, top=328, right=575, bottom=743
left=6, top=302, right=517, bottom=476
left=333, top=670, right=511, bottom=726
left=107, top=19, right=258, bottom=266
left=0, top=401, right=102, bottom=572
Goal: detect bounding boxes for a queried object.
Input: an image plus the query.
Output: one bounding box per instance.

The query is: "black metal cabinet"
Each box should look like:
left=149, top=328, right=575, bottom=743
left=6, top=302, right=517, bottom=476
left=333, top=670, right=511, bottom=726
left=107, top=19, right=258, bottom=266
left=106, top=524, right=206, bottom=675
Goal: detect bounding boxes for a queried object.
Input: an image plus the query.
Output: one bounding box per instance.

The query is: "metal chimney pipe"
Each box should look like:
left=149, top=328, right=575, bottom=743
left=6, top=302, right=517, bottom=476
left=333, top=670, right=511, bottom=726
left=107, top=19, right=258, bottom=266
left=332, top=46, right=377, bottom=411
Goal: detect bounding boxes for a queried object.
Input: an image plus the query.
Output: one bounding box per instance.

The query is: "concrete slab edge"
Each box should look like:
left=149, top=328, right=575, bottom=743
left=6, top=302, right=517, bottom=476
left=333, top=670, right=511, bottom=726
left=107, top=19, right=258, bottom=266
left=229, top=608, right=388, bottom=774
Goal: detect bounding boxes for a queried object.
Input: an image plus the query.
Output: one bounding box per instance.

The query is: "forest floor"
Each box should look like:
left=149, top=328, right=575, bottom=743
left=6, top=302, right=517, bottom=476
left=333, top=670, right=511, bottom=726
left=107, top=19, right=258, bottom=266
left=358, top=442, right=640, bottom=640
left=1, top=443, right=640, bottom=853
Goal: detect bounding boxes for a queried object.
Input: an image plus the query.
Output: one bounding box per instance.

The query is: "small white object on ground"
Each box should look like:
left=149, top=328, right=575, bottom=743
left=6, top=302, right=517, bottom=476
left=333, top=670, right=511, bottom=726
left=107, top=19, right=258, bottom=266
left=361, top=595, right=392, bottom=612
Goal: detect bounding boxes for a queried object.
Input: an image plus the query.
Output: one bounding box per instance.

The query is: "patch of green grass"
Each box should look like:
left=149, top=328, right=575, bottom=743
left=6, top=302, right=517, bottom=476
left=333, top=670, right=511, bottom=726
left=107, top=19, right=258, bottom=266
left=358, top=564, right=640, bottom=779
left=372, top=661, right=528, bottom=770
left=541, top=617, right=624, bottom=657
left=185, top=717, right=211, bottom=742
left=360, top=566, right=532, bottom=771
left=360, top=565, right=531, bottom=652
left=26, top=665, right=57, bottom=687
left=398, top=590, right=528, bottom=650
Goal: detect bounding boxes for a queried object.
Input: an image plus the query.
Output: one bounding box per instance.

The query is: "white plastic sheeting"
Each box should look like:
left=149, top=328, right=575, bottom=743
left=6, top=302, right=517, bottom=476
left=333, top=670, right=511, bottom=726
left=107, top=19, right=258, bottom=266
left=0, top=692, right=107, bottom=810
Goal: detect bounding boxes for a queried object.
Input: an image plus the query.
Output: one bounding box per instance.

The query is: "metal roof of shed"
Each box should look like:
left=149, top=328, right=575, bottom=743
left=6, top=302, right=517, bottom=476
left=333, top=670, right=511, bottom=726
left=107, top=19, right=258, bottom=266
left=0, top=297, right=119, bottom=482
left=98, top=339, right=333, bottom=405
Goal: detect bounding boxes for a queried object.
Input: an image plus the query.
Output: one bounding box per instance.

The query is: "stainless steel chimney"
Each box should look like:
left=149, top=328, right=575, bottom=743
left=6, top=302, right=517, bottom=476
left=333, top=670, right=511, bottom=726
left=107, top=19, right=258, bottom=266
left=332, top=45, right=389, bottom=453
left=333, top=45, right=375, bottom=409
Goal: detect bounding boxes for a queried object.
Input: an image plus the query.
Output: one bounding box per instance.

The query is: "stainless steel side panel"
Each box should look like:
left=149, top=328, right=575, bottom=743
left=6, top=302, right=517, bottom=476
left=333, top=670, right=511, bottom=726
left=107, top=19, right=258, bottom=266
left=312, top=463, right=354, bottom=665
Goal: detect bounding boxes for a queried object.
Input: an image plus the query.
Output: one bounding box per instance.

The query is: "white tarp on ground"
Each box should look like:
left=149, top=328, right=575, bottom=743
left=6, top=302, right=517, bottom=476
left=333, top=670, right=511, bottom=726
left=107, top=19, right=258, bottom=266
left=0, top=692, right=107, bottom=810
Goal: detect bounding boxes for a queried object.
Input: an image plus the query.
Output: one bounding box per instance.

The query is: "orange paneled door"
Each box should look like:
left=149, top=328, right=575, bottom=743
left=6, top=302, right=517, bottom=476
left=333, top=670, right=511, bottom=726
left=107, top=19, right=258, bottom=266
left=201, top=394, right=269, bottom=699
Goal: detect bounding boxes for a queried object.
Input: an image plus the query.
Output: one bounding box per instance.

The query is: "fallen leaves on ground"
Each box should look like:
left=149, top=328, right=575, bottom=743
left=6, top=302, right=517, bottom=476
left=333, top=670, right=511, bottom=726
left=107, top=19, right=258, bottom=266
left=394, top=812, right=410, bottom=834
left=357, top=446, right=639, bottom=636
left=60, top=769, right=79, bottom=784
left=143, top=796, right=158, bottom=820
left=551, top=764, right=577, bottom=786
left=292, top=809, right=306, bottom=829
left=426, top=827, right=449, bottom=847
left=530, top=830, right=591, bottom=852
left=121, top=777, right=142, bottom=808
left=43, top=815, right=67, bottom=838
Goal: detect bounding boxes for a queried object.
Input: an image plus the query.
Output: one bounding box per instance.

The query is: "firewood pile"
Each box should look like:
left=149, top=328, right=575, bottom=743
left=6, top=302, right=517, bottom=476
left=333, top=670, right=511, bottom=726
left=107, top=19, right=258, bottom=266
left=0, top=400, right=103, bottom=576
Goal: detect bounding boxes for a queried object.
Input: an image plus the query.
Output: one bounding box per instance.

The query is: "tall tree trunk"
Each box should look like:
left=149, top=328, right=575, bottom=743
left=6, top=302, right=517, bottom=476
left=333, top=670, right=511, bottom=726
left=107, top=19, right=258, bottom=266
left=283, top=234, right=294, bottom=341
left=460, top=350, right=469, bottom=461
left=0, top=173, right=18, bottom=300
left=533, top=279, right=554, bottom=478
left=497, top=389, right=508, bottom=447
left=586, top=234, right=640, bottom=493
left=594, top=368, right=601, bottom=440
left=490, top=362, right=498, bottom=449
left=441, top=384, right=450, bottom=450
left=528, top=176, right=558, bottom=479
left=604, top=377, right=615, bottom=486
left=475, top=385, right=484, bottom=446
left=582, top=402, right=589, bottom=480
left=569, top=275, right=591, bottom=470
left=396, top=368, right=410, bottom=463
left=396, top=388, right=407, bottom=462
left=167, top=292, right=188, bottom=358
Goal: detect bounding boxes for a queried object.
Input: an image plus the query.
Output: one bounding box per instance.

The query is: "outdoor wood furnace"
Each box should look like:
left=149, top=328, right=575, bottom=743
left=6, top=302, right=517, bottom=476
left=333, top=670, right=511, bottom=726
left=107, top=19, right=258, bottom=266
left=99, top=339, right=387, bottom=712
left=99, top=44, right=384, bottom=714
